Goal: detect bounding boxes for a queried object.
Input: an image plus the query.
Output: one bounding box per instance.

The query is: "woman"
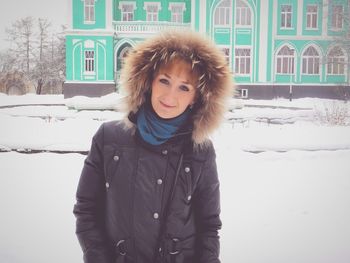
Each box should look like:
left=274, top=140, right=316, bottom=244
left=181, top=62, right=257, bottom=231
left=73, top=30, right=233, bottom=263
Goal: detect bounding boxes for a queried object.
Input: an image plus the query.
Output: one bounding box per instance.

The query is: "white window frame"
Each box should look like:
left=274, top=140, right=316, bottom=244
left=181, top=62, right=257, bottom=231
left=119, top=1, right=136, bottom=22
left=220, top=47, right=231, bottom=66
left=144, top=2, right=161, bottom=22
left=276, top=46, right=295, bottom=74
left=84, top=50, right=95, bottom=74
left=83, top=0, right=96, bottom=24
left=327, top=47, right=345, bottom=75
left=281, top=4, right=293, bottom=29
left=240, top=88, right=248, bottom=99
left=306, top=4, right=318, bottom=29
left=332, top=5, right=343, bottom=30
left=302, top=46, right=320, bottom=75
left=169, top=3, right=186, bottom=23
left=234, top=47, right=251, bottom=76
left=236, top=0, right=251, bottom=27
left=214, top=0, right=231, bottom=27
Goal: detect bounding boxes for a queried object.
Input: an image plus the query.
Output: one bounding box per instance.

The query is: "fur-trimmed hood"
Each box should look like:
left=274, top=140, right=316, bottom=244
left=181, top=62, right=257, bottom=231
left=120, top=30, right=234, bottom=146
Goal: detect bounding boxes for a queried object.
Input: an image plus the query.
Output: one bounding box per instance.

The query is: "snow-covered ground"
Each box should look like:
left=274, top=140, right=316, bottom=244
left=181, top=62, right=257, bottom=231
left=1, top=93, right=350, bottom=263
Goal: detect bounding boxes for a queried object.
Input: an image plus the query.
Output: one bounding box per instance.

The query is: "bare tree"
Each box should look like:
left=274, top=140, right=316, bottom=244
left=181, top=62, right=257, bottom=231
left=33, top=18, right=52, bottom=94
left=5, top=16, right=35, bottom=74
left=0, top=50, right=17, bottom=73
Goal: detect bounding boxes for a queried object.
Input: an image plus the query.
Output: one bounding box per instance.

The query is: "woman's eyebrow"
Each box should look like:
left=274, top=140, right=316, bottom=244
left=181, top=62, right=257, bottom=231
left=163, top=73, right=191, bottom=85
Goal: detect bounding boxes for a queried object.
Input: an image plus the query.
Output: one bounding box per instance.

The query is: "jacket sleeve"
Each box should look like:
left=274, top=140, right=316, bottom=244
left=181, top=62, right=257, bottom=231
left=194, top=143, right=222, bottom=263
left=73, top=123, right=113, bottom=263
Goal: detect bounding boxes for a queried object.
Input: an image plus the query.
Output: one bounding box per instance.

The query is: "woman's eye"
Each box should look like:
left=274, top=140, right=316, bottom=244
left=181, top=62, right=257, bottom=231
left=159, top=78, right=169, bottom=85
left=179, top=85, right=190, bottom=92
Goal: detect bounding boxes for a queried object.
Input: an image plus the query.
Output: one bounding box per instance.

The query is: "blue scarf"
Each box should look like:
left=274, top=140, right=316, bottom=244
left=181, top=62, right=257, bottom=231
left=136, top=102, right=191, bottom=145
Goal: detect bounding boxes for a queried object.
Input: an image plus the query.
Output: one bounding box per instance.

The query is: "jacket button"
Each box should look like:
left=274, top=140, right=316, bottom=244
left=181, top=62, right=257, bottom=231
left=113, top=155, right=119, bottom=161
left=187, top=195, right=192, bottom=201
left=106, top=182, right=110, bottom=188
left=153, top=212, right=159, bottom=219
left=157, top=179, right=163, bottom=185
left=162, top=150, right=168, bottom=155
left=184, top=167, right=190, bottom=173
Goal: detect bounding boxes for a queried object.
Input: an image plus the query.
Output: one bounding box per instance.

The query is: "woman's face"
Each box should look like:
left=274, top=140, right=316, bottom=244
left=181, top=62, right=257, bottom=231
left=151, top=59, right=197, bottom=119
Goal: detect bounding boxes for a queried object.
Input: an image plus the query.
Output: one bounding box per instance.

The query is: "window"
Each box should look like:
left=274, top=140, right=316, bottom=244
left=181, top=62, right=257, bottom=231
left=119, top=2, right=136, bottom=21
left=85, top=50, right=95, bottom=72
left=214, top=0, right=231, bottom=26
left=327, top=47, right=345, bottom=75
left=120, top=47, right=131, bottom=65
left=144, top=2, right=160, bottom=22
left=236, top=0, right=251, bottom=26
left=332, top=5, right=343, bottom=29
left=302, top=46, right=320, bottom=74
left=169, top=3, right=185, bottom=23
left=221, top=47, right=230, bottom=65
left=276, top=46, right=295, bottom=74
left=240, top=88, right=248, bottom=98
left=306, top=5, right=318, bottom=29
left=281, top=4, right=292, bottom=28
left=235, top=48, right=251, bottom=75
left=84, top=0, right=95, bottom=23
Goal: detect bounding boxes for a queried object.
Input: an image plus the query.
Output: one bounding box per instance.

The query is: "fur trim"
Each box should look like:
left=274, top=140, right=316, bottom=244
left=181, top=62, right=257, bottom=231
left=120, top=30, right=234, bottom=146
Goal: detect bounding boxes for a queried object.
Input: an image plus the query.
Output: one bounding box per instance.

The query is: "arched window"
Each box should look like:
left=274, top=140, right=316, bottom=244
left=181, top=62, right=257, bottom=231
left=327, top=47, right=345, bottom=75
left=302, top=46, right=320, bottom=74
left=119, top=46, right=131, bottom=64
left=276, top=46, right=295, bottom=74
left=236, top=0, right=251, bottom=26
left=214, top=0, right=231, bottom=26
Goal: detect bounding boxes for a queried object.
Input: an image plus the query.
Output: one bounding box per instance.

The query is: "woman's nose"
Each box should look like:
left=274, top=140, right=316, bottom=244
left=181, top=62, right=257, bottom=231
left=162, top=86, right=177, bottom=102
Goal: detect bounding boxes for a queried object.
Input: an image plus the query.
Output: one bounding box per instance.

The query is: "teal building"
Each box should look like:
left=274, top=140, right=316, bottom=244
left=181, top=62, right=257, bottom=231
left=64, top=0, right=350, bottom=99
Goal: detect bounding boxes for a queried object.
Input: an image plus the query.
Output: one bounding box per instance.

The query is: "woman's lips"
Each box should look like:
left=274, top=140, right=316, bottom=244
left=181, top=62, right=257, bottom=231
left=160, top=101, right=175, bottom=108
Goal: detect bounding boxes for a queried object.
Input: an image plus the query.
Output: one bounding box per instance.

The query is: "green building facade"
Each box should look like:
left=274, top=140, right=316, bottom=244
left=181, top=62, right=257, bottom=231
left=64, top=0, right=350, bottom=99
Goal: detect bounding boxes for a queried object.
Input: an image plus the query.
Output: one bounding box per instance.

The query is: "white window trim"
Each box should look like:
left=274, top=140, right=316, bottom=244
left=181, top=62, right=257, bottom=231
left=275, top=46, right=296, bottom=75
left=220, top=46, right=231, bottom=67
left=234, top=46, right=252, bottom=76
left=327, top=47, right=346, bottom=75
left=280, top=4, right=293, bottom=29
left=169, top=2, right=186, bottom=23
left=331, top=4, right=344, bottom=31
left=301, top=46, right=321, bottom=75
left=144, top=2, right=162, bottom=10
left=235, top=0, right=252, bottom=28
left=118, top=1, right=137, bottom=10
left=119, top=1, right=137, bottom=21
left=240, top=88, right=248, bottom=99
left=306, top=4, right=318, bottom=30
left=168, top=2, right=186, bottom=11
left=144, top=2, right=161, bottom=21
left=82, top=0, right=97, bottom=24
left=214, top=0, right=231, bottom=27
left=84, top=50, right=96, bottom=75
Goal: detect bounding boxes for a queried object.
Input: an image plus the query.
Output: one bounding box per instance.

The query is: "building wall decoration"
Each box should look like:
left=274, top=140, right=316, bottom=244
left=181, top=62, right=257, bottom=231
left=64, top=0, right=350, bottom=99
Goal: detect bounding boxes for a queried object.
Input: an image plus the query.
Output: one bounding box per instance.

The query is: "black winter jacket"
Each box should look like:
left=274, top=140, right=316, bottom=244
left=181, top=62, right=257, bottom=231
left=73, top=120, right=222, bottom=263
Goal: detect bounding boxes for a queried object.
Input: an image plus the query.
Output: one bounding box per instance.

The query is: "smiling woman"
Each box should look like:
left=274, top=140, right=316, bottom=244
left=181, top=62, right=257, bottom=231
left=73, top=29, right=234, bottom=263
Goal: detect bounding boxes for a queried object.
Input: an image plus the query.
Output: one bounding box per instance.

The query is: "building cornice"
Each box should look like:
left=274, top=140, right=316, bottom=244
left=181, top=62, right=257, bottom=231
left=65, top=29, right=115, bottom=36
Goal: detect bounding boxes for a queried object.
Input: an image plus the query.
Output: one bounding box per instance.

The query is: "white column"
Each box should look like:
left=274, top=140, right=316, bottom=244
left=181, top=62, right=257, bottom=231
left=191, top=0, right=196, bottom=30
left=106, top=0, right=113, bottom=30
left=199, top=0, right=206, bottom=33
left=297, top=0, right=303, bottom=35
left=259, top=0, right=269, bottom=82
left=272, top=0, right=278, bottom=82
left=322, top=0, right=328, bottom=38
